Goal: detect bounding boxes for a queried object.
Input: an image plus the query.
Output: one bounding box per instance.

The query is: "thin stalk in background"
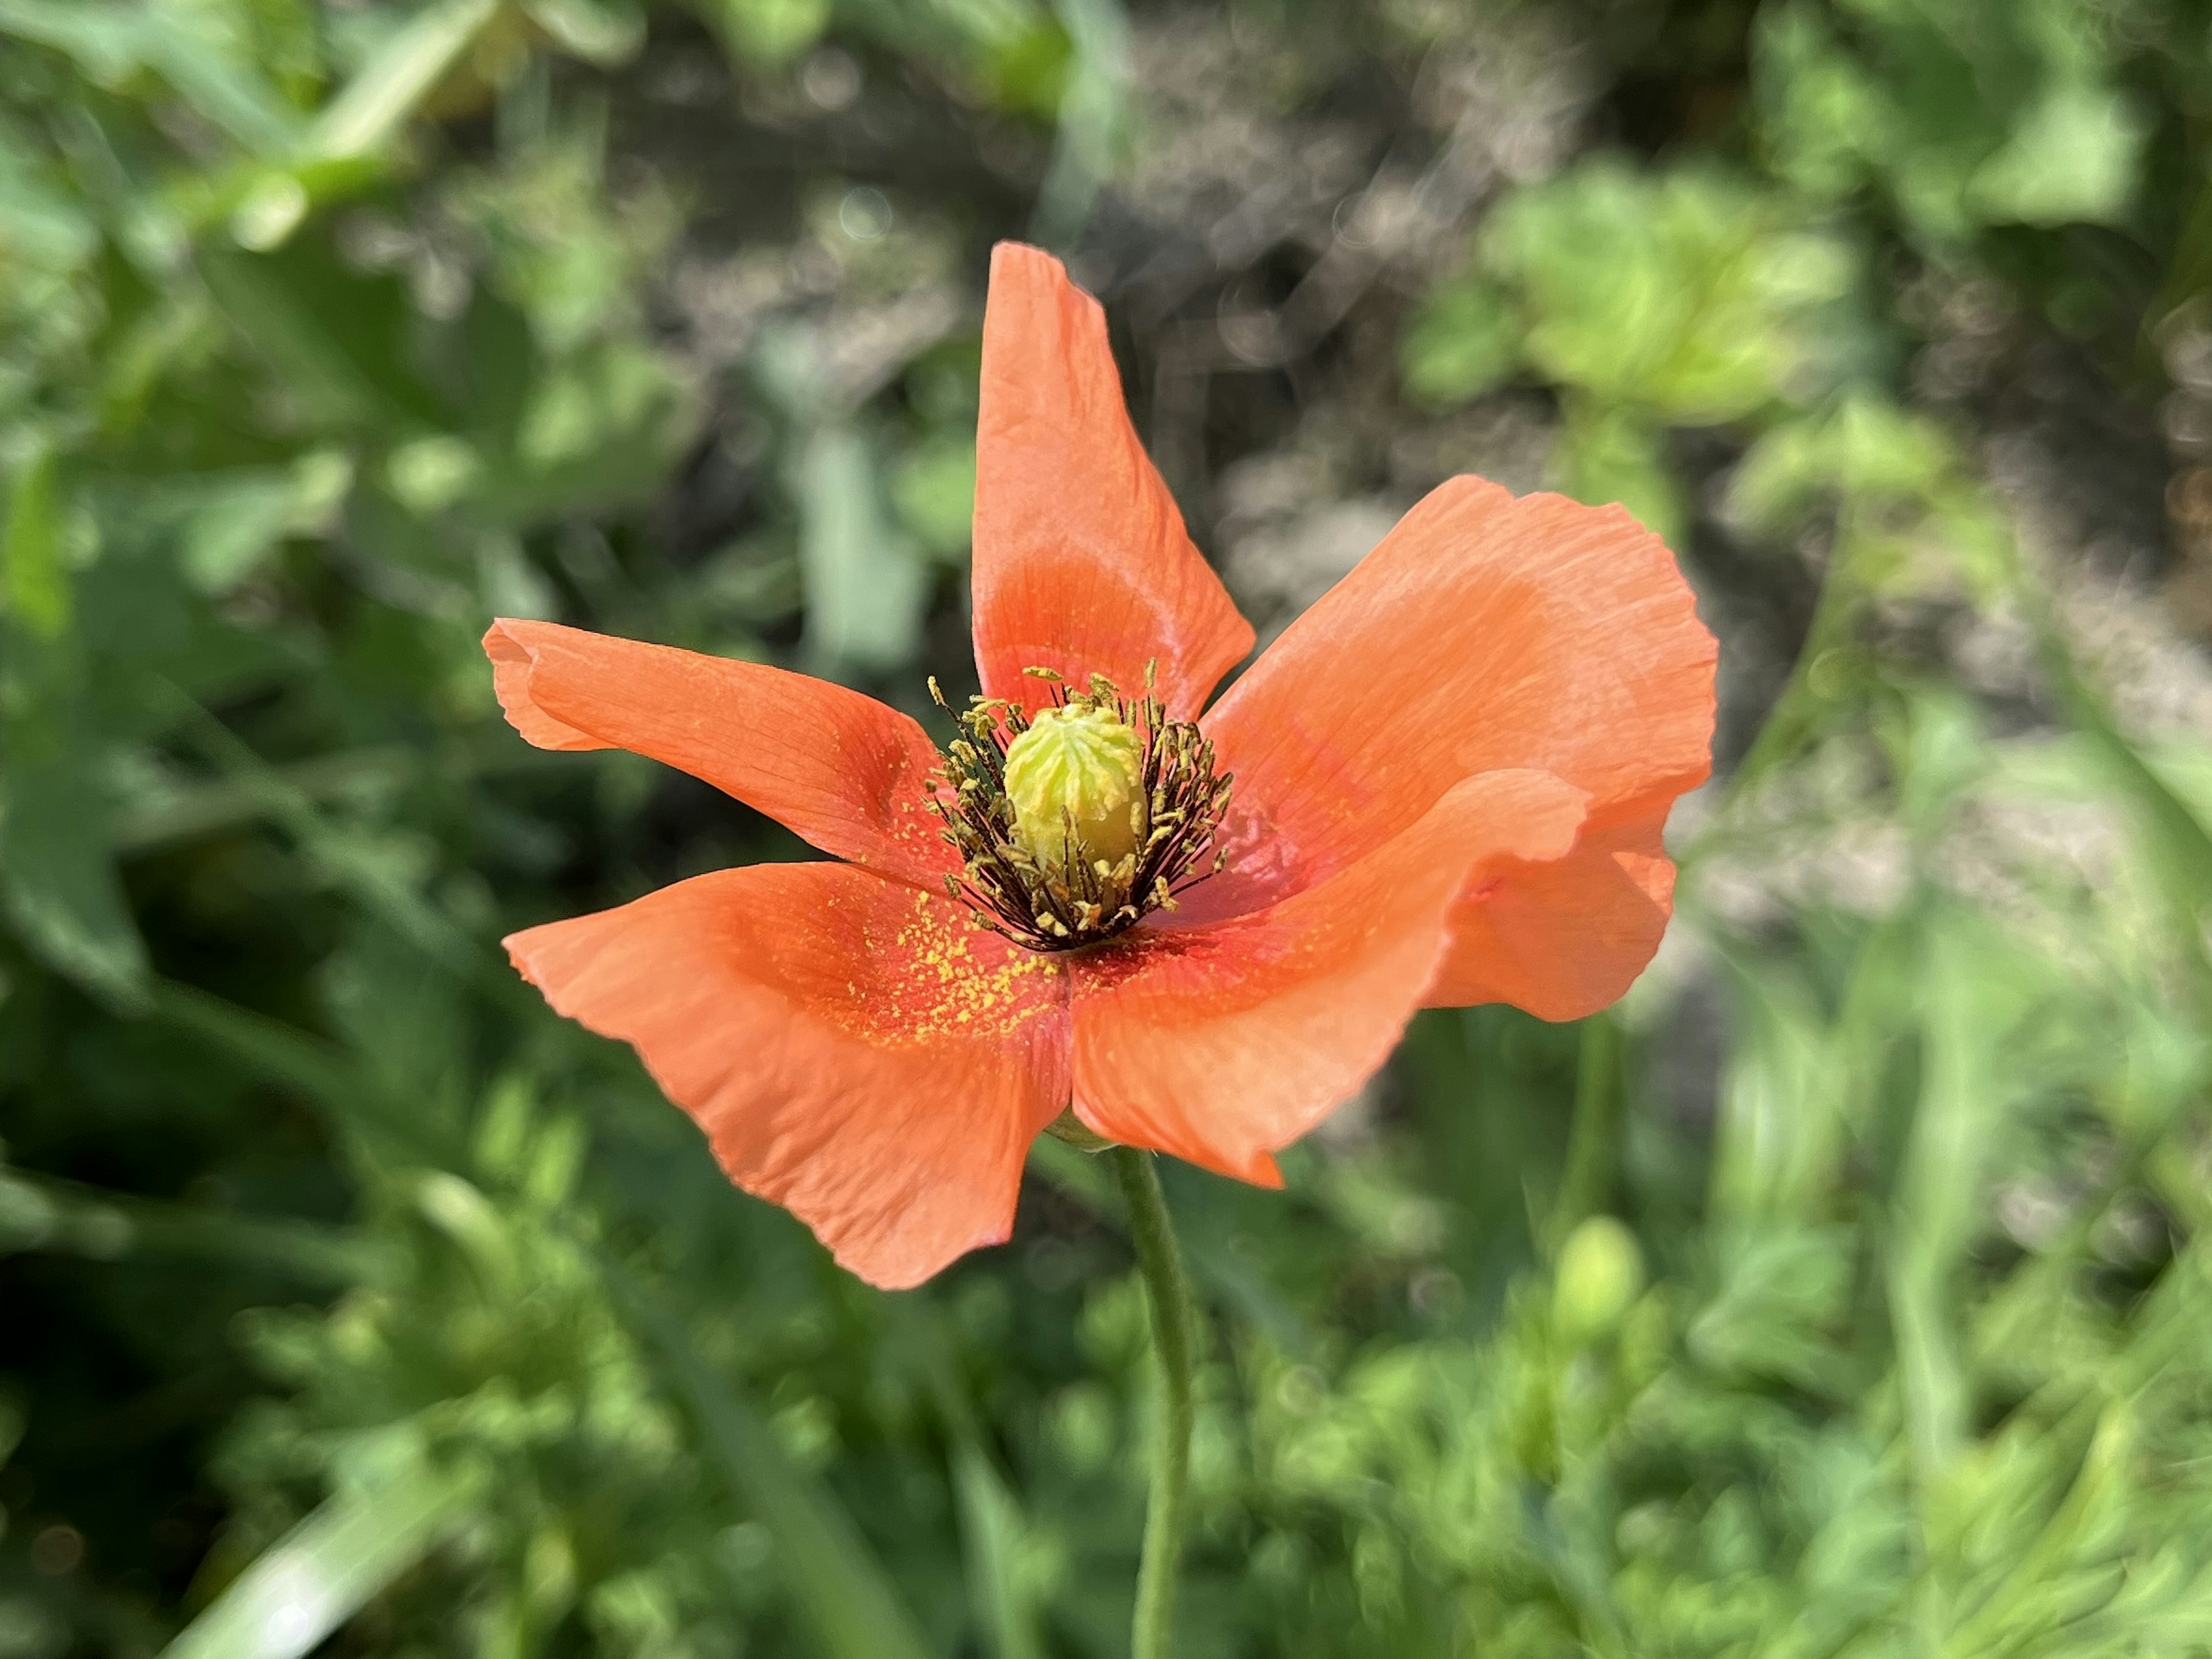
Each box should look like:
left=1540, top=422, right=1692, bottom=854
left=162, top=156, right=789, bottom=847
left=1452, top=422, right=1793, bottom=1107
left=1547, top=1010, right=1623, bottom=1254
left=1108, top=1146, right=1198, bottom=1659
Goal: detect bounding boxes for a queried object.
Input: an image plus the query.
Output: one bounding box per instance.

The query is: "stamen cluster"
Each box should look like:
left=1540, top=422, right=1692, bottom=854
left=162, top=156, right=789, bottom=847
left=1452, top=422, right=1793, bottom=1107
left=927, top=665, right=1233, bottom=950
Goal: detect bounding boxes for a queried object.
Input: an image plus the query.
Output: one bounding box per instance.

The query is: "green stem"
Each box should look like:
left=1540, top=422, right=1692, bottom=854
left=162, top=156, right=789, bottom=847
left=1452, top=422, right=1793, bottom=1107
left=1547, top=1012, right=1622, bottom=1254
left=1108, top=1146, right=1197, bottom=1659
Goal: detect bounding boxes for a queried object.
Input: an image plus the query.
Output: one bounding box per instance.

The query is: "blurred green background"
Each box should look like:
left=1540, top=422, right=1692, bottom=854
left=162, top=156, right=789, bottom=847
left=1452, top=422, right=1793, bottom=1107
left=8, top=0, right=2212, bottom=1653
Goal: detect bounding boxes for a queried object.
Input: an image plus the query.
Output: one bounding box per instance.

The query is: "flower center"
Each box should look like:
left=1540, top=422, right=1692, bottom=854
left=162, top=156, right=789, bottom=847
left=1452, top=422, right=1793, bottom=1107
left=926, top=665, right=1233, bottom=950
left=1003, top=703, right=1145, bottom=876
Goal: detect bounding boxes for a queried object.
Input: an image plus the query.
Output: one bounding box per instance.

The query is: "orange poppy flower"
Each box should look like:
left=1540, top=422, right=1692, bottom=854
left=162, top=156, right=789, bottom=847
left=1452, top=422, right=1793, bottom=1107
left=486, top=244, right=1716, bottom=1289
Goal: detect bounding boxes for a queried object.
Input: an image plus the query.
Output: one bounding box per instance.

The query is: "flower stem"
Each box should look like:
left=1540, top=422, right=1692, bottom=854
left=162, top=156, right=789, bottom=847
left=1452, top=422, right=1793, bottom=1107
left=1108, top=1145, right=1197, bottom=1659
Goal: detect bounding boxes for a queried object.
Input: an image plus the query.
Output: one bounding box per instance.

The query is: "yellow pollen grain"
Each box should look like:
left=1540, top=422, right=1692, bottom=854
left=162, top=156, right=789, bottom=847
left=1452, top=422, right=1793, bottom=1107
left=870, top=889, right=1056, bottom=1045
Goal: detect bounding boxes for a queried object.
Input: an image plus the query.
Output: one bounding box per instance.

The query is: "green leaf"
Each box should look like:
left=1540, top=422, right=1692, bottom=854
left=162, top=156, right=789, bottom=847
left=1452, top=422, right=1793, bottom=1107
left=983, top=15, right=1074, bottom=120
left=301, top=0, right=502, bottom=163
left=2, top=440, right=68, bottom=638
left=692, top=0, right=832, bottom=67
left=521, top=0, right=647, bottom=66
left=1688, top=1224, right=1854, bottom=1389
left=1399, top=278, right=1521, bottom=408
left=890, top=436, right=978, bottom=560
left=497, top=339, right=699, bottom=521
left=1479, top=159, right=1849, bottom=422
left=1752, top=0, right=2149, bottom=240
left=1552, top=401, right=1684, bottom=547
left=158, top=1465, right=484, bottom=1659
left=198, top=236, right=446, bottom=431
left=1969, top=84, right=2145, bottom=228
left=0, top=747, right=148, bottom=1009
left=99, top=459, right=346, bottom=596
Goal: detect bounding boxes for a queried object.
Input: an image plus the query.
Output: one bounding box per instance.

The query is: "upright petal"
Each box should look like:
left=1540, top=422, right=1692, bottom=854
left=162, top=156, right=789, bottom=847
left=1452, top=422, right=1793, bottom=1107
left=1069, top=770, right=1587, bottom=1183
left=970, top=243, right=1253, bottom=718
left=486, top=620, right=953, bottom=889
left=506, top=865, right=1071, bottom=1289
left=1189, top=481, right=1714, bottom=1018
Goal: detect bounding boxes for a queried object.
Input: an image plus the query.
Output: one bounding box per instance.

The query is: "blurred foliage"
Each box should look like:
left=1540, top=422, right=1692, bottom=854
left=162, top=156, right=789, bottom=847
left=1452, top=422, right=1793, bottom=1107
left=7, top=0, right=2212, bottom=1657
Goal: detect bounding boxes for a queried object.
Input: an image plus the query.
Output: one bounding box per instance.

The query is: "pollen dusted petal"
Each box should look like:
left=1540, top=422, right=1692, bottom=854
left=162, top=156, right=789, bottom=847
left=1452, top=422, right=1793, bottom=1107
left=1191, top=480, right=1716, bottom=1014
left=486, top=620, right=954, bottom=890
left=504, top=865, right=1071, bottom=1290
left=971, top=243, right=1253, bottom=718
left=1067, top=770, right=1588, bottom=1184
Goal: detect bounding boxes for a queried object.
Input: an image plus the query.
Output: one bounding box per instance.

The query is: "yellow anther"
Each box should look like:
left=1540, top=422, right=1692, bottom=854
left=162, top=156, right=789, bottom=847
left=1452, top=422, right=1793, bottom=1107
left=1002, top=702, right=1145, bottom=879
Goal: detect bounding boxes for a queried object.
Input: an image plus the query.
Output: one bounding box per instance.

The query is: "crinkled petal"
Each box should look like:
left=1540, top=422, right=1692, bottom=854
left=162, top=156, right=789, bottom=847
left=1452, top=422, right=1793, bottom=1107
left=506, top=865, right=1071, bottom=1289
left=970, top=243, right=1253, bottom=718
left=486, top=620, right=952, bottom=889
left=1069, top=770, right=1587, bottom=1183
left=1426, top=805, right=1678, bottom=1021
left=1190, top=480, right=1714, bottom=1019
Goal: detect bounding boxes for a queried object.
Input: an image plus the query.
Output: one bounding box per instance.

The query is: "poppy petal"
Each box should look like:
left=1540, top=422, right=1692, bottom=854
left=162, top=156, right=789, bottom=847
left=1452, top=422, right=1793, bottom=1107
left=486, top=620, right=953, bottom=889
left=971, top=243, right=1253, bottom=718
left=1190, top=480, right=1714, bottom=1010
left=1069, top=769, right=1587, bottom=1183
left=1425, top=805, right=1678, bottom=1022
left=505, top=865, right=1071, bottom=1289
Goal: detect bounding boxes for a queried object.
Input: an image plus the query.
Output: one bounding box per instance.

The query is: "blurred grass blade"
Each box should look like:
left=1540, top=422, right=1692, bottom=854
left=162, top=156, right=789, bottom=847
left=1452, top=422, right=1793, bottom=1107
left=1546, top=1012, right=1622, bottom=1251
left=156, top=688, right=552, bottom=1028
left=149, top=977, right=462, bottom=1164
left=159, top=1467, right=483, bottom=1659
left=0, top=1165, right=385, bottom=1282
left=952, top=1447, right=1043, bottom=1659
left=109, top=744, right=413, bottom=853
left=162, top=688, right=487, bottom=979
left=3, top=435, right=66, bottom=638
left=599, top=1255, right=935, bottom=1659
left=0, top=0, right=140, bottom=79
left=1706, top=953, right=1838, bottom=1223
left=305, top=0, right=502, bottom=162
left=2034, top=603, right=2212, bottom=971
left=197, top=240, right=444, bottom=429
left=0, top=741, right=148, bottom=1009
left=1029, top=0, right=1130, bottom=251
left=1026, top=1137, right=1316, bottom=1355
left=1, top=444, right=150, bottom=1007
left=900, top=1304, right=1045, bottom=1659
left=800, top=423, right=928, bottom=675
left=521, top=0, right=646, bottom=65
left=137, top=14, right=300, bottom=156
left=0, top=3, right=296, bottom=154
left=1890, top=918, right=2012, bottom=1487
